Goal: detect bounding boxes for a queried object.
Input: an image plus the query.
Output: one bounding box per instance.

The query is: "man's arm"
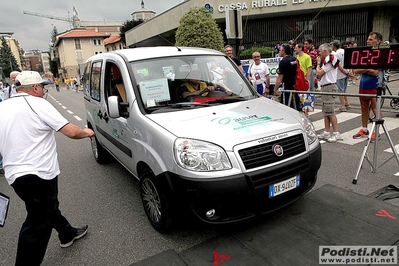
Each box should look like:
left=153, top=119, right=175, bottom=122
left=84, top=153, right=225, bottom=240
left=274, top=74, right=283, bottom=95
left=354, top=69, right=379, bottom=77
left=59, top=123, right=95, bottom=139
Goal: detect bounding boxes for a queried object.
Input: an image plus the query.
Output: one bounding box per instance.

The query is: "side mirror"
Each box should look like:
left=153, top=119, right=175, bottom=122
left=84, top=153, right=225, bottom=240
left=108, top=96, right=120, bottom=118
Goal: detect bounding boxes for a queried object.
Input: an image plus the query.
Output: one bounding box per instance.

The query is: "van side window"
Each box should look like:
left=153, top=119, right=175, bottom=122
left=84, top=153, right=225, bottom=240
left=83, top=62, right=91, bottom=97
left=105, top=62, right=128, bottom=117
left=90, top=61, right=102, bottom=101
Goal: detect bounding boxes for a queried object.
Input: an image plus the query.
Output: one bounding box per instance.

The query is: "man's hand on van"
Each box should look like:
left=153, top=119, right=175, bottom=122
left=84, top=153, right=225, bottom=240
left=60, top=124, right=95, bottom=139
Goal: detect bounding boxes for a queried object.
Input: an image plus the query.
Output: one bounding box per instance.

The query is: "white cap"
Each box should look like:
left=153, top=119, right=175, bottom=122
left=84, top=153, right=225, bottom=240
left=16, top=71, right=53, bottom=86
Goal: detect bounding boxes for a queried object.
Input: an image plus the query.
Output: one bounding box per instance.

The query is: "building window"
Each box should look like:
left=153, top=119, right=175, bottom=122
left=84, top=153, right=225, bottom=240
left=93, top=39, right=102, bottom=45
left=75, top=39, right=81, bottom=49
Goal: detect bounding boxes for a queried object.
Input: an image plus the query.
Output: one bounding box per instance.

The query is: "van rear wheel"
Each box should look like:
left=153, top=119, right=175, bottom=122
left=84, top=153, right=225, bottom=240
left=140, top=168, right=173, bottom=232
left=90, top=135, right=108, bottom=164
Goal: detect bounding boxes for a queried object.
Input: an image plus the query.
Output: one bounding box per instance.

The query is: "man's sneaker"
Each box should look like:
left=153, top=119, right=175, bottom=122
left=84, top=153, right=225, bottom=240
left=370, top=132, right=381, bottom=143
left=60, top=225, right=88, bottom=248
left=353, top=129, right=369, bottom=139
left=327, top=132, right=341, bottom=143
left=317, top=132, right=331, bottom=140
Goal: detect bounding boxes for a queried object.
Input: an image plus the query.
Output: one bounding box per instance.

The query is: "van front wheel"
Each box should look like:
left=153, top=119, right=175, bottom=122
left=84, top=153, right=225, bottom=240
left=140, top=168, right=173, bottom=233
left=90, top=135, right=108, bottom=164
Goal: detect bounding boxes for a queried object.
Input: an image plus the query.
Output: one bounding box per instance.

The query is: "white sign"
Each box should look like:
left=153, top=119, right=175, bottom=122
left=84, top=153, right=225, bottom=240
left=139, top=78, right=171, bottom=105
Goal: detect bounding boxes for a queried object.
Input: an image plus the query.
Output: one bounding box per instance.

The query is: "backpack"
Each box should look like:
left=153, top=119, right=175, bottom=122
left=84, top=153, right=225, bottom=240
left=294, top=59, right=309, bottom=91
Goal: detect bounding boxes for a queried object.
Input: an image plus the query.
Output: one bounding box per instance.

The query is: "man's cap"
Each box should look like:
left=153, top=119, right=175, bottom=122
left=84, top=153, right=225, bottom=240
left=331, top=40, right=340, bottom=48
left=16, top=71, right=54, bottom=86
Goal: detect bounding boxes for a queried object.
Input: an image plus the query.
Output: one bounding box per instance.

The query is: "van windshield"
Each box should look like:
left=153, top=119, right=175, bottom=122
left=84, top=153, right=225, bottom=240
left=130, top=55, right=257, bottom=112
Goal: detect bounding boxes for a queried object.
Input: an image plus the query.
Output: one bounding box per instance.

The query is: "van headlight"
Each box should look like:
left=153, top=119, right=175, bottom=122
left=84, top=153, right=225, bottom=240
left=174, top=138, right=232, bottom=171
left=300, top=112, right=317, bottom=145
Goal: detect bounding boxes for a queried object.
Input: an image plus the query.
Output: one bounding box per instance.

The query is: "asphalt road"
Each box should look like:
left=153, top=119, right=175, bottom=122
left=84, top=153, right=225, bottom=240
left=1, top=79, right=399, bottom=265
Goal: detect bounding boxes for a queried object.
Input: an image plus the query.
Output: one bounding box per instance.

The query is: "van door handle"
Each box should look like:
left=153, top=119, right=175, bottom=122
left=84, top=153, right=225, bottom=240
left=97, top=110, right=103, bottom=119
left=103, top=112, right=109, bottom=122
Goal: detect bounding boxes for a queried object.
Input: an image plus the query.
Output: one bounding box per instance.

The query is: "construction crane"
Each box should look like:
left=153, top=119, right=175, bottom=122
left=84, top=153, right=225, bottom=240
left=22, top=6, right=81, bottom=29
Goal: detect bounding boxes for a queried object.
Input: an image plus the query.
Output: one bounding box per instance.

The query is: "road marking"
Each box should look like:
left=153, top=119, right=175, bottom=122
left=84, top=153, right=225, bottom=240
left=67, top=110, right=73, bottom=114
left=74, top=115, right=82, bottom=121
left=310, top=111, right=361, bottom=132
left=62, top=106, right=67, bottom=109
left=310, top=110, right=399, bottom=146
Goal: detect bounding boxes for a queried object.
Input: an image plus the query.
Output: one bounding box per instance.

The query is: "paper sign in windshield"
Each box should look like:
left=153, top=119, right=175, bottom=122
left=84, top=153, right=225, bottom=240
left=139, top=78, right=171, bottom=104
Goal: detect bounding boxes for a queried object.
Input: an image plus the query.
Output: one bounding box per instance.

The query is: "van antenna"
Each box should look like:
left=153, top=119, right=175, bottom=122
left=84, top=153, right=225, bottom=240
left=158, top=35, right=181, bottom=51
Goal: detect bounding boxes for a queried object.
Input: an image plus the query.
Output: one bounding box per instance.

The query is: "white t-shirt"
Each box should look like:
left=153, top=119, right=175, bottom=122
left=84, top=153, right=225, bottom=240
left=334, top=48, right=347, bottom=80
left=0, top=93, right=69, bottom=185
left=321, top=62, right=338, bottom=86
left=249, top=62, right=270, bottom=85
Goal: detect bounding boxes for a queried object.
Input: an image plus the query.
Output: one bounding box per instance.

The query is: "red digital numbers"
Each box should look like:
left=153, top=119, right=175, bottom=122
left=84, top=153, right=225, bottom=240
left=350, top=50, right=380, bottom=65
left=344, top=44, right=399, bottom=69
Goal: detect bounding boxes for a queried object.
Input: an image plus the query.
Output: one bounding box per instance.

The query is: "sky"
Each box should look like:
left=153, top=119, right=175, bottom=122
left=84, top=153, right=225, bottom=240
left=0, top=0, right=183, bottom=52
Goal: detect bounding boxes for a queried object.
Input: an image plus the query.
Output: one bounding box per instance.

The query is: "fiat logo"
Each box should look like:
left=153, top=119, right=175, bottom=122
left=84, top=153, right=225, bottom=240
left=272, top=144, right=284, bottom=157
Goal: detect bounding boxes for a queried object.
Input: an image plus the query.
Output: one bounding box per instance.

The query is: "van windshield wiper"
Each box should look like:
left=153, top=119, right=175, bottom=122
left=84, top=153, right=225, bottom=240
left=198, top=96, right=247, bottom=104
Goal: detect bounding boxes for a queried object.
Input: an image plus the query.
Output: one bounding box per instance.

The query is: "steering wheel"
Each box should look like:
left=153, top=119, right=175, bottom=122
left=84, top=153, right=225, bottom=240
left=199, top=88, right=209, bottom=96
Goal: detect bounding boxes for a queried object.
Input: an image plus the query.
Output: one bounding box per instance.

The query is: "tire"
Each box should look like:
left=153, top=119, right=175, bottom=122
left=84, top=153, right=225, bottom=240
left=90, top=135, right=108, bottom=164
left=140, top=168, right=173, bottom=233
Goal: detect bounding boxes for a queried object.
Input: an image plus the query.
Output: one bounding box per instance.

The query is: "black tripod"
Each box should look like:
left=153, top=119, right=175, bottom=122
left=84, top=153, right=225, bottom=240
left=353, top=71, right=399, bottom=184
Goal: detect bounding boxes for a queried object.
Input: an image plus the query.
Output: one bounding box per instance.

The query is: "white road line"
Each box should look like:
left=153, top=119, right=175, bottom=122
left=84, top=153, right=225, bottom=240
left=74, top=116, right=82, bottom=121
left=310, top=111, right=361, bottom=132
left=62, top=106, right=67, bottom=109
left=384, top=144, right=399, bottom=153
left=67, top=110, right=74, bottom=114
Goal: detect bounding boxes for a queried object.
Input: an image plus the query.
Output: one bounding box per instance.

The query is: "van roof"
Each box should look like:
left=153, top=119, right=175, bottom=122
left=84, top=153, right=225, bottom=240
left=92, top=46, right=224, bottom=62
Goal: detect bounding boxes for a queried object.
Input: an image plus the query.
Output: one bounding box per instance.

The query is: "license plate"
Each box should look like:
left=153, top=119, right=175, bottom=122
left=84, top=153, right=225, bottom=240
left=269, top=175, right=300, bottom=198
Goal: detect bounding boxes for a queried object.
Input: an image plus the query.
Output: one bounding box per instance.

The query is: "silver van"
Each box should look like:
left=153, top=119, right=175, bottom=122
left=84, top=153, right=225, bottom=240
left=83, top=47, right=321, bottom=232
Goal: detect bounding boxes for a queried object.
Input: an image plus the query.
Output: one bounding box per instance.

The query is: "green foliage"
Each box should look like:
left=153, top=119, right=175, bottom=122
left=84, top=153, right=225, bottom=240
left=0, top=37, right=20, bottom=78
left=50, top=60, right=58, bottom=77
left=175, top=6, right=224, bottom=52
left=240, top=46, right=275, bottom=59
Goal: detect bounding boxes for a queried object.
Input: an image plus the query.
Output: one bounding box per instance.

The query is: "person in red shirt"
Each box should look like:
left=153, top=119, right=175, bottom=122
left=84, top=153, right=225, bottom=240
left=304, top=39, right=319, bottom=92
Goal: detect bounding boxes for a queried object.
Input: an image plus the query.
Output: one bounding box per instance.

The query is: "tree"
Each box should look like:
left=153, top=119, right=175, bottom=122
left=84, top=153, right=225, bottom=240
left=0, top=37, right=21, bottom=78
left=49, top=26, right=59, bottom=77
left=175, top=6, right=224, bottom=52
left=120, top=19, right=144, bottom=45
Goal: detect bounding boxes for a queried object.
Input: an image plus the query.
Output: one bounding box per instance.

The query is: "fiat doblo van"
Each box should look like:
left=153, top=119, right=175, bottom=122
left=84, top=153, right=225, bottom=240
left=83, top=47, right=321, bottom=232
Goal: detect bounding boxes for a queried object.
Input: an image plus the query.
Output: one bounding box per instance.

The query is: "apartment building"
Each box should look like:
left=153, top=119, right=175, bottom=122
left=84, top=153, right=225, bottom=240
left=54, top=29, right=110, bottom=79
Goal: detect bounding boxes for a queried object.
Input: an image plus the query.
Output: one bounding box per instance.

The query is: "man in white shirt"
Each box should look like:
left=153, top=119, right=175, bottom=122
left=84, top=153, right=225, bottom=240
left=331, top=40, right=350, bottom=111
left=316, top=43, right=341, bottom=143
left=0, top=71, right=95, bottom=265
left=247, top=51, right=270, bottom=96
left=2, top=71, right=20, bottom=100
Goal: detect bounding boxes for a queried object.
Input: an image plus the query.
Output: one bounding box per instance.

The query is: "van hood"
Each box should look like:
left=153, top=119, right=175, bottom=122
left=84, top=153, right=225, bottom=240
left=148, top=98, right=304, bottom=150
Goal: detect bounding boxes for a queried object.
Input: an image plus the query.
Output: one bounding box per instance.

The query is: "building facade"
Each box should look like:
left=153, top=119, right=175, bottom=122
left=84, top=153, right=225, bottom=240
left=0, top=33, right=23, bottom=70
left=125, top=0, right=399, bottom=51
left=54, top=29, right=110, bottom=79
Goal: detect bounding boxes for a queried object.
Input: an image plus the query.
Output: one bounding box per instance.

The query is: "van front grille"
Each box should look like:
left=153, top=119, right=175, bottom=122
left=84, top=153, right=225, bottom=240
left=238, top=134, right=306, bottom=170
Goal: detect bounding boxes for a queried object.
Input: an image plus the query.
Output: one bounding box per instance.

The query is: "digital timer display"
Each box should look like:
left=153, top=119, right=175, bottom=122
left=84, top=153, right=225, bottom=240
left=343, top=44, right=399, bottom=69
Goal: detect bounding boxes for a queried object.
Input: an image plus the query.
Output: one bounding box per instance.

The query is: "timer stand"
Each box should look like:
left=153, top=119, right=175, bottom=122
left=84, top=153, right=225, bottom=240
left=353, top=70, right=399, bottom=184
